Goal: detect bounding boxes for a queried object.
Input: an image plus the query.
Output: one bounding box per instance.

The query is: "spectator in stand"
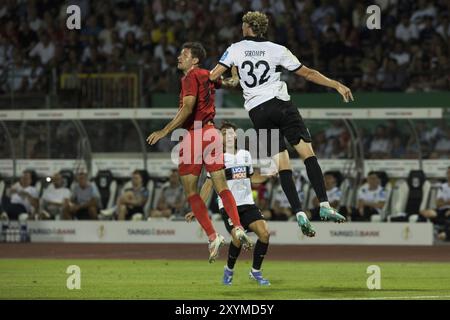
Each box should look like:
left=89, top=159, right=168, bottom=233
left=369, top=125, right=392, bottom=159
left=63, top=172, right=100, bottom=220
left=309, top=172, right=342, bottom=221
left=349, top=172, right=387, bottom=221
left=40, top=172, right=71, bottom=219
left=2, top=170, right=38, bottom=220
left=270, top=172, right=304, bottom=221
left=29, top=32, right=55, bottom=65
left=103, top=170, right=149, bottom=220
left=149, top=169, right=184, bottom=218
left=395, top=14, right=419, bottom=42
left=420, top=167, right=450, bottom=225
left=1, top=0, right=450, bottom=96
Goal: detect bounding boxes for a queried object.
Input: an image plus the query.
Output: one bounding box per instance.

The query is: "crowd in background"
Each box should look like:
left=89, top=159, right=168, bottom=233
left=1, top=167, right=450, bottom=241
left=1, top=0, right=450, bottom=96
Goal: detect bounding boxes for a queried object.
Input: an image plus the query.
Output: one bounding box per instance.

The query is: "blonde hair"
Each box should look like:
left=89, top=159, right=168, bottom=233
left=242, top=11, right=269, bottom=37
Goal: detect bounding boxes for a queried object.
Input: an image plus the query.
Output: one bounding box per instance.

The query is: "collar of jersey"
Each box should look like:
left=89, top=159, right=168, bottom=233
left=242, top=36, right=267, bottom=42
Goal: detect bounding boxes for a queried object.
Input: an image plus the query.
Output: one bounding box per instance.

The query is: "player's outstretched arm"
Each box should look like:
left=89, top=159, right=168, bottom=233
left=295, top=65, right=354, bottom=103
left=146, top=96, right=196, bottom=145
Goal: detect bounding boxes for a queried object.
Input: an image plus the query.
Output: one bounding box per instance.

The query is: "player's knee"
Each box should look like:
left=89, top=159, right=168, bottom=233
left=258, top=228, right=270, bottom=243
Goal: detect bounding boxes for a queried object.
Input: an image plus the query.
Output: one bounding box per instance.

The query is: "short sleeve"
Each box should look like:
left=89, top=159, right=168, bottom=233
left=279, top=46, right=302, bottom=72
left=27, top=187, right=39, bottom=199
left=357, top=187, right=364, bottom=200
left=218, top=45, right=236, bottom=69
left=378, top=188, right=387, bottom=202
left=64, top=189, right=72, bottom=199
left=181, top=72, right=199, bottom=97
left=91, top=184, right=101, bottom=199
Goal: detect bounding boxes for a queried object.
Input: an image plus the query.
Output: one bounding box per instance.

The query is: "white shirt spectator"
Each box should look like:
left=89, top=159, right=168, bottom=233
left=7, top=64, right=31, bottom=91
left=434, top=136, right=450, bottom=155
left=325, top=125, right=345, bottom=139
left=369, top=138, right=392, bottom=154
left=322, top=23, right=341, bottom=34
left=29, top=17, right=43, bottom=32
left=437, top=182, right=450, bottom=210
left=390, top=51, right=410, bottom=66
left=116, top=21, right=143, bottom=40
left=10, top=182, right=38, bottom=213
left=42, top=183, right=71, bottom=205
left=273, top=182, right=304, bottom=208
left=327, top=186, right=342, bottom=204
left=358, top=185, right=387, bottom=213
left=410, top=5, right=437, bottom=26
left=436, top=24, right=450, bottom=39
left=395, top=22, right=419, bottom=42
left=29, top=41, right=55, bottom=65
left=154, top=43, right=176, bottom=71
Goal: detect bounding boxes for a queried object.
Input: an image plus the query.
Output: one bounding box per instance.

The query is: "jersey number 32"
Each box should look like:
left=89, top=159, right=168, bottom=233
left=241, top=60, right=270, bottom=88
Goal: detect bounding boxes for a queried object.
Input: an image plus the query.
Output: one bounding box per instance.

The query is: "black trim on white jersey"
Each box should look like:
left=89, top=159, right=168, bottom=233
left=290, top=64, right=303, bottom=72
left=242, top=36, right=267, bottom=42
left=218, top=61, right=230, bottom=69
left=275, top=65, right=282, bottom=73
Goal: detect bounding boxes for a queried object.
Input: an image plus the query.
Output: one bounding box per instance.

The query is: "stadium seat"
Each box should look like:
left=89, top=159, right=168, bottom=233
left=340, top=178, right=357, bottom=209
left=59, top=169, right=75, bottom=189
left=388, top=170, right=431, bottom=222
left=150, top=178, right=170, bottom=210
left=93, top=170, right=117, bottom=211
left=0, top=178, right=5, bottom=211
left=143, top=179, right=154, bottom=219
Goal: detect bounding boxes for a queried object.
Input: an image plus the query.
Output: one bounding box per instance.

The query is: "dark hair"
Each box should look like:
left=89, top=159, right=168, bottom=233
left=368, top=171, right=378, bottom=177
left=132, top=170, right=143, bottom=178
left=182, top=42, right=206, bottom=65
left=219, top=121, right=237, bottom=131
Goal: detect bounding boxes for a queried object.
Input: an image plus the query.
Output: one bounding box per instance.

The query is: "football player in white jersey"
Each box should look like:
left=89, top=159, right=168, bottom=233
left=210, top=11, right=353, bottom=237
left=186, top=121, right=272, bottom=286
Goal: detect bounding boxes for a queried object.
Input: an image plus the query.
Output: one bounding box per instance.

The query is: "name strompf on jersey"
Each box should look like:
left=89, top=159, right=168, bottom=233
left=245, top=50, right=265, bottom=57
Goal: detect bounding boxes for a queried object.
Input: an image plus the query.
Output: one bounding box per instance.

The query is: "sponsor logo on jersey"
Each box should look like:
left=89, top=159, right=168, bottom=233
left=220, top=50, right=229, bottom=61
left=231, top=166, right=247, bottom=180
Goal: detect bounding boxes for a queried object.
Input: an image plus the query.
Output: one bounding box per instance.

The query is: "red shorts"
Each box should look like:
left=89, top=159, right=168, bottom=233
left=178, top=124, right=224, bottom=176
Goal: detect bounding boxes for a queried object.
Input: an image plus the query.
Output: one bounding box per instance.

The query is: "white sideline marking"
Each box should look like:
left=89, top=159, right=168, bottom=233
left=298, top=295, right=450, bottom=300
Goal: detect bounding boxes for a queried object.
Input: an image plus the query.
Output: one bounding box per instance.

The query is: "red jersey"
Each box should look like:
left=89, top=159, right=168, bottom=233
left=179, top=67, right=221, bottom=130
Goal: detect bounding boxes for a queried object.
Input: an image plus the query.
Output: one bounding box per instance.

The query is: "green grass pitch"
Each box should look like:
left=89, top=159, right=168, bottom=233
left=1, top=259, right=450, bottom=300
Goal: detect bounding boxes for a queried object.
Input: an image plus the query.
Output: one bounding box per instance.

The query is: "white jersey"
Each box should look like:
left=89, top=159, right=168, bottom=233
left=219, top=37, right=302, bottom=111
left=437, top=182, right=450, bottom=210
left=357, top=185, right=387, bottom=213
left=207, top=149, right=254, bottom=209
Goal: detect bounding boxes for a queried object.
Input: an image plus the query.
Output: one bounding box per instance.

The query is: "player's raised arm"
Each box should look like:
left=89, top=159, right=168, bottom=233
left=295, top=66, right=354, bottom=103
left=146, top=95, right=196, bottom=145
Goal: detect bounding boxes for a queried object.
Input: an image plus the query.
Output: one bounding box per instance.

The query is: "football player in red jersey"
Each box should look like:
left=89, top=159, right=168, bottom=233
left=147, top=42, right=253, bottom=263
